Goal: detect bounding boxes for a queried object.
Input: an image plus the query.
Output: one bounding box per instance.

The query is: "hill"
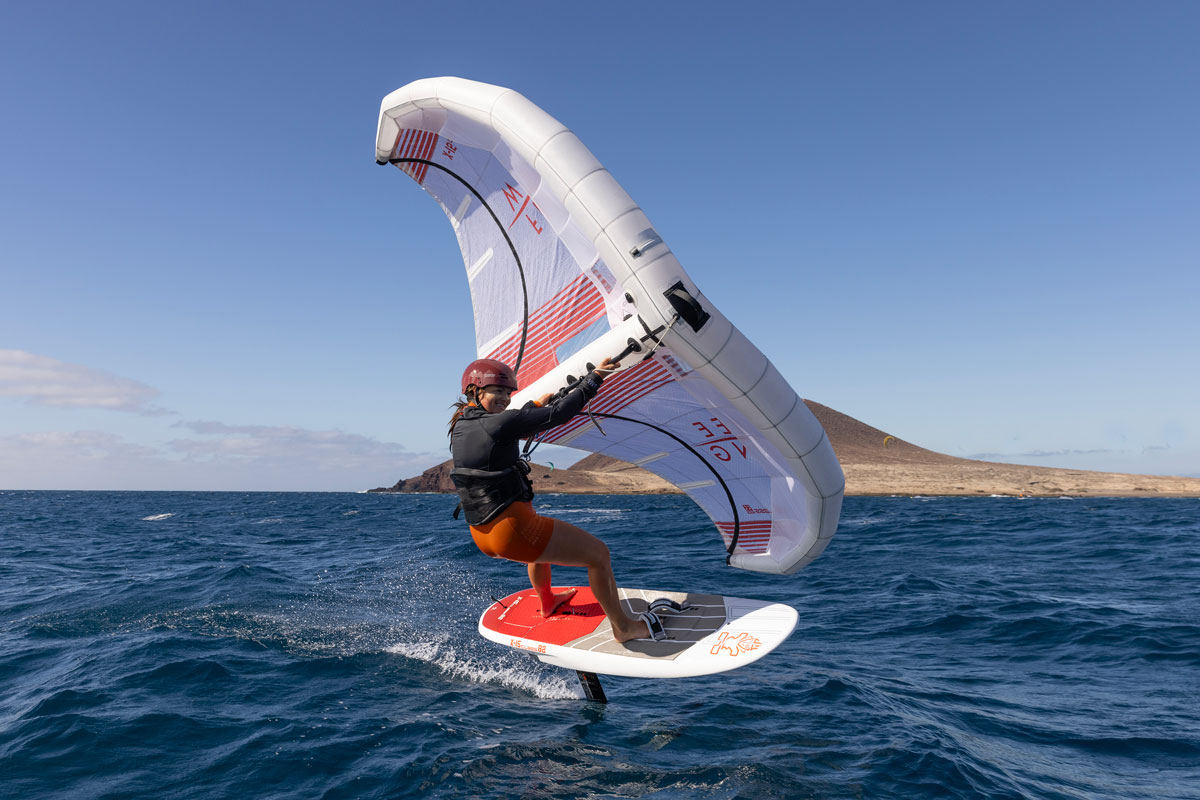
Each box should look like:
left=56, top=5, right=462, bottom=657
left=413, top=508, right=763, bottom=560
left=371, top=401, right=1200, bottom=498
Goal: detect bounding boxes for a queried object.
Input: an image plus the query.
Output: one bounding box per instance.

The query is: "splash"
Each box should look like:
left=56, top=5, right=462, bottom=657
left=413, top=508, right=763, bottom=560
left=387, top=635, right=581, bottom=701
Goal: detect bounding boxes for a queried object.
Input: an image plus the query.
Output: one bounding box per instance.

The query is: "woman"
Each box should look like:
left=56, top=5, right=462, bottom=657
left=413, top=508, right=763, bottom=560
left=448, top=357, right=662, bottom=643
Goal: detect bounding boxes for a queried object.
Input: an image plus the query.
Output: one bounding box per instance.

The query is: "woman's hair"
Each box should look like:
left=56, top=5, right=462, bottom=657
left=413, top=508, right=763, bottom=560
left=447, top=385, right=478, bottom=436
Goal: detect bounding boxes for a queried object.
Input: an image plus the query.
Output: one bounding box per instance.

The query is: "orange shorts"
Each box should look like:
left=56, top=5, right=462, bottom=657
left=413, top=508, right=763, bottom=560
left=469, top=501, right=555, bottom=562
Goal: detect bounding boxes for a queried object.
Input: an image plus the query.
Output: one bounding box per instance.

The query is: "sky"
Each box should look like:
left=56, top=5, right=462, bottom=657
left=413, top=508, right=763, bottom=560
left=1, top=1, right=1197, bottom=490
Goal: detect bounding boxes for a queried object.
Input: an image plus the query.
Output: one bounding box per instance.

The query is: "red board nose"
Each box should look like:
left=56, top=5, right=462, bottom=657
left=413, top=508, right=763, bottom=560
left=480, top=587, right=607, bottom=646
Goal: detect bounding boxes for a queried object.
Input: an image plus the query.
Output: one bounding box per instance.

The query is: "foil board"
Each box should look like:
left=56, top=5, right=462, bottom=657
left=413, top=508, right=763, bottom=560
left=478, top=586, right=798, bottom=680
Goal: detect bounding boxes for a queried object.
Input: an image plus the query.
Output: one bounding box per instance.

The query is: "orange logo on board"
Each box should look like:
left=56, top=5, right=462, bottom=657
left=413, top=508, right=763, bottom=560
left=710, top=631, right=762, bottom=657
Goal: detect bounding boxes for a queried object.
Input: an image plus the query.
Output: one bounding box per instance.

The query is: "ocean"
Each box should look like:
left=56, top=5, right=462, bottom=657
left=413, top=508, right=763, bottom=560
left=1, top=491, right=1197, bottom=799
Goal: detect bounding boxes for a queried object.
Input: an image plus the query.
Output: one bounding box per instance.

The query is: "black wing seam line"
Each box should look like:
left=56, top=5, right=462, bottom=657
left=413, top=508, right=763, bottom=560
left=388, top=157, right=530, bottom=374
left=589, top=411, right=741, bottom=562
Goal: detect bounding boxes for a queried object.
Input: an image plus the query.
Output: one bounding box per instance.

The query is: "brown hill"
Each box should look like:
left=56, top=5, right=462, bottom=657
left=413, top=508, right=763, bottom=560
left=371, top=400, right=1200, bottom=498
left=373, top=453, right=676, bottom=495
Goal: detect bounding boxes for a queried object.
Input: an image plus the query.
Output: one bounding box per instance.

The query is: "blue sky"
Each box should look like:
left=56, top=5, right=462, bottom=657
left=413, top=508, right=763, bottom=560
left=2, top=1, right=1197, bottom=490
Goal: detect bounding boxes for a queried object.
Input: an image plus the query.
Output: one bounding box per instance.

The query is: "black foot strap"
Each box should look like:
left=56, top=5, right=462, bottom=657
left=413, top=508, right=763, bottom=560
left=648, top=598, right=695, bottom=614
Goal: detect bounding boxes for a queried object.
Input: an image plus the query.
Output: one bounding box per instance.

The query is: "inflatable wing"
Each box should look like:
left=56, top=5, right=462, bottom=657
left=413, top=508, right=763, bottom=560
left=377, top=78, right=843, bottom=574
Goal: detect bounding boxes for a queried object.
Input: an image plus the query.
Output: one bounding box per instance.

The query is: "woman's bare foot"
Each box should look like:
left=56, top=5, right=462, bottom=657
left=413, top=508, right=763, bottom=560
left=538, top=587, right=578, bottom=618
left=610, top=617, right=651, bottom=643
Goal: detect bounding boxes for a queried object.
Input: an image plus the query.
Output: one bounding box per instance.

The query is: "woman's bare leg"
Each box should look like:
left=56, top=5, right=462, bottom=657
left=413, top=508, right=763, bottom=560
left=534, top=519, right=649, bottom=642
left=527, top=562, right=577, bottom=617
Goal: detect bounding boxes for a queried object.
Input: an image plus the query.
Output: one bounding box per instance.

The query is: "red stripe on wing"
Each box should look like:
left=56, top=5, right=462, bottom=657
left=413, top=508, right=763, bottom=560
left=392, top=129, right=440, bottom=185
left=485, top=274, right=607, bottom=386
left=716, top=520, right=773, bottom=553
left=540, top=360, right=674, bottom=444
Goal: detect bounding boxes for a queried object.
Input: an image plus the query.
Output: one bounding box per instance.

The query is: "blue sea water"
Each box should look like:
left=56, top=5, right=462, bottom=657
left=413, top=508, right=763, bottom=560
left=1, top=492, right=1197, bottom=799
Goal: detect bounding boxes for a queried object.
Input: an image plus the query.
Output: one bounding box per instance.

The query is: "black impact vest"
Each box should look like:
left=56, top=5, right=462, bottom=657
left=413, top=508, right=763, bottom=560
left=449, top=372, right=602, bottom=525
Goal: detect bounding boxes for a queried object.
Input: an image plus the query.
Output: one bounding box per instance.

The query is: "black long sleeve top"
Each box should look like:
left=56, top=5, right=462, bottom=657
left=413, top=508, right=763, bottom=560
left=450, top=372, right=603, bottom=472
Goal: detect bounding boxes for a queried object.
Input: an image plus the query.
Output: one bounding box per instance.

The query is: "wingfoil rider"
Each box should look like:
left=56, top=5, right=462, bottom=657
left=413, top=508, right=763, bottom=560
left=448, top=357, right=666, bottom=643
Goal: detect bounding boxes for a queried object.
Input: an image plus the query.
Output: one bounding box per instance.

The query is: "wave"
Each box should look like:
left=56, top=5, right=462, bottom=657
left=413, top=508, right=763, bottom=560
left=5, top=492, right=1200, bottom=800
left=386, top=635, right=580, bottom=701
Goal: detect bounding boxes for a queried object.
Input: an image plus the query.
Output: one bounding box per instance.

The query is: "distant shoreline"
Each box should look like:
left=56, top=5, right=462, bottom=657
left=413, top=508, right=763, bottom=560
left=373, top=400, right=1200, bottom=499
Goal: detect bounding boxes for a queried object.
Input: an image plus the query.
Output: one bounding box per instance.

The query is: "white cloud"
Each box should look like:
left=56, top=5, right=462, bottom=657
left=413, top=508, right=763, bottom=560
left=169, top=420, right=418, bottom=471
left=0, top=423, right=437, bottom=491
left=0, top=353, right=439, bottom=489
left=0, top=429, right=172, bottom=489
left=2, top=430, right=161, bottom=461
left=0, top=349, right=166, bottom=414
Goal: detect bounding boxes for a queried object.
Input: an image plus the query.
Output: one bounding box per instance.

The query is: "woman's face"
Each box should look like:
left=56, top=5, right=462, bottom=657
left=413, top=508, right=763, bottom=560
left=477, top=384, right=513, bottom=414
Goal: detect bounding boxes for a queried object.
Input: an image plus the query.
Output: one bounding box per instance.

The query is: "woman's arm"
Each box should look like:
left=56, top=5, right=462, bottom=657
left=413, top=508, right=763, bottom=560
left=494, top=357, right=620, bottom=440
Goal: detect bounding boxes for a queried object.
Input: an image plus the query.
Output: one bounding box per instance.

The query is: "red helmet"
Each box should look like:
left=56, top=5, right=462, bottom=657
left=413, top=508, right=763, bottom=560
left=461, top=359, right=518, bottom=394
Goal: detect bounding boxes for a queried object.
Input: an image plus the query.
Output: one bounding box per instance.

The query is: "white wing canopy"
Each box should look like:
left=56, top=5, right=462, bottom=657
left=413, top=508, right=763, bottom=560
left=378, top=77, right=843, bottom=574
